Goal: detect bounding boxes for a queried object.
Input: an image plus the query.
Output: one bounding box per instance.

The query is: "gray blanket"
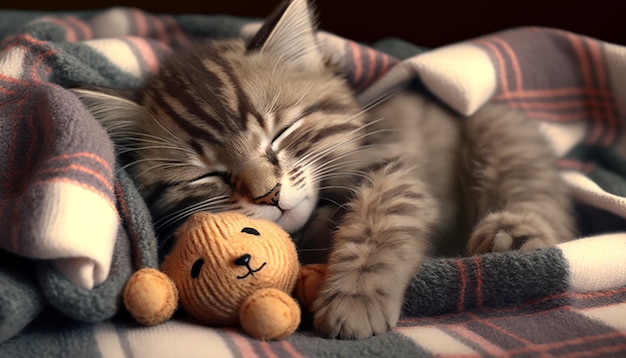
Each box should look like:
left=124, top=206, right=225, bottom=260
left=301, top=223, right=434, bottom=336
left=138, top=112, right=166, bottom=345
left=1, top=7, right=626, bottom=357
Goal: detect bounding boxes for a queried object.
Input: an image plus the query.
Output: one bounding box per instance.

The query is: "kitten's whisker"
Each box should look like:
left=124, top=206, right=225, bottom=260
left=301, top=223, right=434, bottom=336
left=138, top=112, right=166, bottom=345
left=310, top=170, right=366, bottom=184
left=158, top=232, right=176, bottom=250
left=297, top=247, right=332, bottom=253
left=292, top=125, right=371, bottom=167
left=293, top=81, right=319, bottom=109
left=318, top=196, right=344, bottom=209
left=317, top=184, right=358, bottom=193
left=154, top=203, right=232, bottom=234
left=266, top=87, right=283, bottom=116
left=143, top=107, right=190, bottom=147
left=154, top=199, right=231, bottom=232
left=310, top=161, right=368, bottom=180
left=309, top=153, right=375, bottom=179
left=115, top=145, right=196, bottom=156
left=306, top=144, right=388, bottom=175
left=113, top=130, right=194, bottom=149
left=116, top=158, right=188, bottom=174
left=295, top=124, right=393, bottom=169
left=311, top=171, right=370, bottom=185
left=153, top=195, right=230, bottom=226
left=360, top=87, right=403, bottom=113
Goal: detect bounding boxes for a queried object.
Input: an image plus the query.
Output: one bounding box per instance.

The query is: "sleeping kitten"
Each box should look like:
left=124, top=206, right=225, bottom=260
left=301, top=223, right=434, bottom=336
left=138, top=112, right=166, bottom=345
left=74, top=0, right=576, bottom=339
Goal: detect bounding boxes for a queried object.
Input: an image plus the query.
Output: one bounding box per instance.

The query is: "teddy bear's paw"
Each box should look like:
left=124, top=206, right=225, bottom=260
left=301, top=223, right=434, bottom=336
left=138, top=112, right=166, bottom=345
left=239, top=288, right=300, bottom=341
left=312, top=290, right=400, bottom=340
left=123, top=268, right=178, bottom=326
left=295, top=264, right=328, bottom=313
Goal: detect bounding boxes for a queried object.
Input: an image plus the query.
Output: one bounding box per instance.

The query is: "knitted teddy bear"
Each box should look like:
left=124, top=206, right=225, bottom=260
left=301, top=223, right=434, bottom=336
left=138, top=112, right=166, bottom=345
left=123, top=211, right=326, bottom=341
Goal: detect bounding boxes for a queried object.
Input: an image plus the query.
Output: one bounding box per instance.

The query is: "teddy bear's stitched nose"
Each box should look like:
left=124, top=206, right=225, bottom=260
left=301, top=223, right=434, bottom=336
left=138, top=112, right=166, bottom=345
left=234, top=254, right=252, bottom=267
left=234, top=253, right=267, bottom=280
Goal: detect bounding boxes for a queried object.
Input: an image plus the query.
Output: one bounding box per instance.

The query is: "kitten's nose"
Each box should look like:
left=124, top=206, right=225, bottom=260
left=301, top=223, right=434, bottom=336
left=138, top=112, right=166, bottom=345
left=252, top=183, right=281, bottom=206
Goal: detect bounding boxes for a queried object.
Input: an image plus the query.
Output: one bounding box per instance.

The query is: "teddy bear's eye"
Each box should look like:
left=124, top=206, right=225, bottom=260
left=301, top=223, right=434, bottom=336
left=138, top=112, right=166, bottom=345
left=241, top=227, right=260, bottom=236
left=191, top=259, right=204, bottom=279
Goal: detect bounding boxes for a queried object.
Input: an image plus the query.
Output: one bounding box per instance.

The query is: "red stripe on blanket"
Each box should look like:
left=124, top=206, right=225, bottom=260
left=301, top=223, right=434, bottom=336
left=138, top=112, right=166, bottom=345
left=380, top=52, right=390, bottom=76
left=473, top=256, right=484, bottom=310
left=65, top=16, right=93, bottom=41
left=40, top=17, right=76, bottom=42
left=131, top=9, right=149, bottom=37
left=568, top=34, right=605, bottom=145
left=474, top=39, right=510, bottom=105
left=123, top=37, right=159, bottom=74
left=216, top=325, right=303, bottom=357
left=224, top=327, right=259, bottom=357
left=259, top=341, right=279, bottom=358
left=2, top=34, right=57, bottom=83
left=150, top=14, right=170, bottom=45
left=399, top=302, right=626, bottom=357
left=0, top=84, right=18, bottom=95
left=0, top=35, right=56, bottom=82
left=38, top=164, right=114, bottom=193
left=0, top=71, right=28, bottom=85
left=563, top=343, right=626, bottom=357
left=7, top=97, right=33, bottom=252
left=587, top=38, right=620, bottom=146
left=510, top=98, right=614, bottom=110
left=473, top=29, right=624, bottom=149
left=364, top=47, right=378, bottom=86
left=558, top=158, right=596, bottom=174
left=30, top=49, right=55, bottom=83
left=162, top=15, right=191, bottom=48
left=115, top=181, right=130, bottom=225
left=566, top=33, right=621, bottom=147
left=456, top=259, right=467, bottom=312
left=350, top=42, right=363, bottom=86
left=399, top=287, right=626, bottom=326
left=507, top=331, right=626, bottom=356
left=31, top=177, right=117, bottom=211
left=494, top=37, right=523, bottom=92
left=280, top=341, right=305, bottom=358
left=444, top=324, right=507, bottom=356
left=494, top=87, right=613, bottom=99
left=48, top=152, right=113, bottom=177
left=468, top=311, right=539, bottom=350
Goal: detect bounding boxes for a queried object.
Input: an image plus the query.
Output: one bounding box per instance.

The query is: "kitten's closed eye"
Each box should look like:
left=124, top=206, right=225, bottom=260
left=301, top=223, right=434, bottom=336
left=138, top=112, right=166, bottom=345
left=188, top=172, right=229, bottom=184
left=272, top=125, right=292, bottom=143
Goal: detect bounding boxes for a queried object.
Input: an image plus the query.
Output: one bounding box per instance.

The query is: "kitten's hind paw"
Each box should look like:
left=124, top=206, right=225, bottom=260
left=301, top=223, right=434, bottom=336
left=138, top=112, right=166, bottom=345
left=467, top=211, right=558, bottom=254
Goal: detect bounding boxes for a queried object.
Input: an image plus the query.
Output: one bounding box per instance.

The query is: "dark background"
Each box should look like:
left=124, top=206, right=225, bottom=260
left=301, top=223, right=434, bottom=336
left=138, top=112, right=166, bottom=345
left=3, top=0, right=623, bottom=48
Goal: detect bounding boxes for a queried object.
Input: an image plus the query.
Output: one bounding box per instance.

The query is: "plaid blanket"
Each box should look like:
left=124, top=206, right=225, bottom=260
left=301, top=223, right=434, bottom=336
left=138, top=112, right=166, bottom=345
left=1, top=6, right=626, bottom=357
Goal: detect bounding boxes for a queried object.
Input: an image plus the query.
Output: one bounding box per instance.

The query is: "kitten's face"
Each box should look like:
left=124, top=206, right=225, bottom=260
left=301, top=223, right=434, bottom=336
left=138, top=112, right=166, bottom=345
left=134, top=40, right=362, bottom=235
left=75, top=0, right=366, bottom=239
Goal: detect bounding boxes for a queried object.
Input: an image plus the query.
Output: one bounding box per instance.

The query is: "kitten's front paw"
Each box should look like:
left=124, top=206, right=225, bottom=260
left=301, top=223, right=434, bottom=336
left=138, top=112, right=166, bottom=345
left=467, top=211, right=557, bottom=254
left=312, top=290, right=399, bottom=340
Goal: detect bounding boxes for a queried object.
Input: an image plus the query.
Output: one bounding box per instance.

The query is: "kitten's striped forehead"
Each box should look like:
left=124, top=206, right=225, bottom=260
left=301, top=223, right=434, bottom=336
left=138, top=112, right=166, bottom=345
left=138, top=39, right=359, bottom=147
left=138, top=41, right=267, bottom=144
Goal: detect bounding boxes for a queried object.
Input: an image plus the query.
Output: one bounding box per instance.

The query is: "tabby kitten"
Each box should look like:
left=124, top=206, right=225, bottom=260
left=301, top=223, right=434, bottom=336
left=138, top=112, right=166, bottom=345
left=74, top=0, right=576, bottom=339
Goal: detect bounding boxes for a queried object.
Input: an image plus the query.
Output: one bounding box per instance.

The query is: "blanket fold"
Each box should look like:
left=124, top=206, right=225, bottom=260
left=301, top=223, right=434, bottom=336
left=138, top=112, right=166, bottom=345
left=1, top=6, right=626, bottom=357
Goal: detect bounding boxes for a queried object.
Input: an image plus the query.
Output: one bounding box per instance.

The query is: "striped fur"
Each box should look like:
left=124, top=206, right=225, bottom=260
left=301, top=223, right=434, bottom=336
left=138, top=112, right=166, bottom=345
left=75, top=0, right=576, bottom=340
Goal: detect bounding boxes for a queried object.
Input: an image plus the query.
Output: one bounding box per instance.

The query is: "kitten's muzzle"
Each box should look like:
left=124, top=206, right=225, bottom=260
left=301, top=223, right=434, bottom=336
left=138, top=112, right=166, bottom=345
left=252, top=183, right=281, bottom=207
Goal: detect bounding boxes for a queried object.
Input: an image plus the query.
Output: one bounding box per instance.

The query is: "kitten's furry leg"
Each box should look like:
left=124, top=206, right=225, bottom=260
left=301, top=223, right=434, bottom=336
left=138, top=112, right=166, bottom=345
left=462, top=105, right=576, bottom=254
left=312, top=159, right=438, bottom=339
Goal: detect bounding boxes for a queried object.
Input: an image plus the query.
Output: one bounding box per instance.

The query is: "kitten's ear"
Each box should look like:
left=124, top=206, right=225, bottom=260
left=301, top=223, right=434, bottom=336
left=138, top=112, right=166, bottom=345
left=71, top=88, right=149, bottom=140
left=246, top=0, right=323, bottom=69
